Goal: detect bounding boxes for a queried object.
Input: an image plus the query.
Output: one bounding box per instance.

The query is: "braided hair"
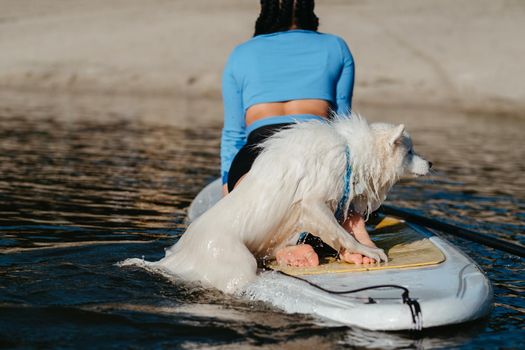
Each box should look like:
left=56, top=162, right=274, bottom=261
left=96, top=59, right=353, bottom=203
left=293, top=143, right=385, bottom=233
left=254, top=0, right=319, bottom=36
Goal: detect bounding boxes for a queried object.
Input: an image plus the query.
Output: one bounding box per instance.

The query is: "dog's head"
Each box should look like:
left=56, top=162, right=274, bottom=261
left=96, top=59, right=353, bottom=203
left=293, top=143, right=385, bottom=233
left=370, top=123, right=432, bottom=178
left=333, top=116, right=432, bottom=215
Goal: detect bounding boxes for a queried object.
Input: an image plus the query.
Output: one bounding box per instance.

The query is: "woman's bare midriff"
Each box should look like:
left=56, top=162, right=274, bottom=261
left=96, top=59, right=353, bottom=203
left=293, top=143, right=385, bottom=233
left=245, top=99, right=330, bottom=126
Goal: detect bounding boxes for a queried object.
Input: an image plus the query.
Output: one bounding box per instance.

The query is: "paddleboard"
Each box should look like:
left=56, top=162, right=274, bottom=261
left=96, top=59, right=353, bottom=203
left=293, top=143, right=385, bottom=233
left=187, top=179, right=493, bottom=330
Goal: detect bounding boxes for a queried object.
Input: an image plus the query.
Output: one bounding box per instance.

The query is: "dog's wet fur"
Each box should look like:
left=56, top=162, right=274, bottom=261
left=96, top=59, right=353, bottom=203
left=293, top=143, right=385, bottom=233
left=121, top=114, right=431, bottom=293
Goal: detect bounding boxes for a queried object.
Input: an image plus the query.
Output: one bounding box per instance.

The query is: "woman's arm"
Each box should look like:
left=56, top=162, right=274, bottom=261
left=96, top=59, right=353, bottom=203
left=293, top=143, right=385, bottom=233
left=221, top=51, right=246, bottom=188
left=334, top=38, right=355, bottom=115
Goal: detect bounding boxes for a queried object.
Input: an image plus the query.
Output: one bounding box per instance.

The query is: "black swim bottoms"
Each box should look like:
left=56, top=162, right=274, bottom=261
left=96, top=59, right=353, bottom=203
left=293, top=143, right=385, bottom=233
left=227, top=123, right=292, bottom=192
left=297, top=232, right=339, bottom=259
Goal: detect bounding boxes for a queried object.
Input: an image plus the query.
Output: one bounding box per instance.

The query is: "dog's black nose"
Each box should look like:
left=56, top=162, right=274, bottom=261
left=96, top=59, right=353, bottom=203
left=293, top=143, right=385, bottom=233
left=429, top=161, right=433, bottom=169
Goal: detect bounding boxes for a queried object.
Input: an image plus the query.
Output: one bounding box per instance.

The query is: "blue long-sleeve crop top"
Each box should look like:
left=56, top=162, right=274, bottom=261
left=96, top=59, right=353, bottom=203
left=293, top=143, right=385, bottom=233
left=221, top=29, right=355, bottom=184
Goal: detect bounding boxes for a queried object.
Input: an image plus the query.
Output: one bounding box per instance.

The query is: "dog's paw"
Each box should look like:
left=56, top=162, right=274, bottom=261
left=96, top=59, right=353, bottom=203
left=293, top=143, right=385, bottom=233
left=357, top=245, right=388, bottom=263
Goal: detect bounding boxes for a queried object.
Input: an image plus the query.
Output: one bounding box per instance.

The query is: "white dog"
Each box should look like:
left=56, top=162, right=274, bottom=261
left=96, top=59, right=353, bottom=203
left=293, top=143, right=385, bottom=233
left=121, top=114, right=431, bottom=293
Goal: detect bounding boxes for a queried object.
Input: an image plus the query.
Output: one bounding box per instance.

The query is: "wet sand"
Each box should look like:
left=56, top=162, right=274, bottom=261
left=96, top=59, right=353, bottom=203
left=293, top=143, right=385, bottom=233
left=1, top=0, right=524, bottom=122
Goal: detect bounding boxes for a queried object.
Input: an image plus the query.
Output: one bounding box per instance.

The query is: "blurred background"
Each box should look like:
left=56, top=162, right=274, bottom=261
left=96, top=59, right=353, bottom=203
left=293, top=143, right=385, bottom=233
left=0, top=1, right=524, bottom=349
left=1, top=0, right=524, bottom=124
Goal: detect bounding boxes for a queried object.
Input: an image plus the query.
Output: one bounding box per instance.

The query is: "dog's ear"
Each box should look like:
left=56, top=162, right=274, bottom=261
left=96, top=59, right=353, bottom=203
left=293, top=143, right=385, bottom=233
left=389, top=124, right=405, bottom=145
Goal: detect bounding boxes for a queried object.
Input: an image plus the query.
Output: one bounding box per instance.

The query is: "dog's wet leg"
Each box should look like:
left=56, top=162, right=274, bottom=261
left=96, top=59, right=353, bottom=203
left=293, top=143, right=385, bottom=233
left=212, top=240, right=259, bottom=293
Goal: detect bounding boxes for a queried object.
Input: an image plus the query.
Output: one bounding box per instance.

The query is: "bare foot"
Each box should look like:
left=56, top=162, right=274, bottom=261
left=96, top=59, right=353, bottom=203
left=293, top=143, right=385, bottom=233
left=339, top=249, right=377, bottom=265
left=275, top=244, right=319, bottom=267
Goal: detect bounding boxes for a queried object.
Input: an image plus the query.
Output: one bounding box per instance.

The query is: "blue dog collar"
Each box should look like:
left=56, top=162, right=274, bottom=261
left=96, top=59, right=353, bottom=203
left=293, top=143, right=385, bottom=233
left=334, top=145, right=352, bottom=222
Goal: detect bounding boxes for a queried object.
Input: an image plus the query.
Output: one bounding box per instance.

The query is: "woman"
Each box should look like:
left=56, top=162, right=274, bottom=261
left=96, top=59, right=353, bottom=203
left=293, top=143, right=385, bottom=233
left=221, top=0, right=378, bottom=267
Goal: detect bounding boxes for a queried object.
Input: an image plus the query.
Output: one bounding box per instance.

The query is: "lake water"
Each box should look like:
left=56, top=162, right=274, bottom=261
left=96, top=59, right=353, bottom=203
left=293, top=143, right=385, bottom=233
left=0, top=98, right=523, bottom=349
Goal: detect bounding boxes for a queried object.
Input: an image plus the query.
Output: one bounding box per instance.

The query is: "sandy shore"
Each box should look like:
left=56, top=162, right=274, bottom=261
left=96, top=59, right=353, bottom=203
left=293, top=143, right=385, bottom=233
left=0, top=0, right=524, bottom=123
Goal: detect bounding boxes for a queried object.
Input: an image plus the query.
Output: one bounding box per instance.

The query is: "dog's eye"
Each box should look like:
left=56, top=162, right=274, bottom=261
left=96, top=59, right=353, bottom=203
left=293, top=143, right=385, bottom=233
left=408, top=149, right=414, bottom=155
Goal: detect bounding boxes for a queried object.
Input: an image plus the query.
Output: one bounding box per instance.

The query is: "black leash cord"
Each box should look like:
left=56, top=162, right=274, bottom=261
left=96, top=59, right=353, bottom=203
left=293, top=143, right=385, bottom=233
left=272, top=269, right=423, bottom=330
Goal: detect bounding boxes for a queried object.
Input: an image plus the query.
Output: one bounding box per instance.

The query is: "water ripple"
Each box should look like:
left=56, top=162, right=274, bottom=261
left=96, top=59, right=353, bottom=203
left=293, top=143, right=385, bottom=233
left=0, top=107, right=524, bottom=348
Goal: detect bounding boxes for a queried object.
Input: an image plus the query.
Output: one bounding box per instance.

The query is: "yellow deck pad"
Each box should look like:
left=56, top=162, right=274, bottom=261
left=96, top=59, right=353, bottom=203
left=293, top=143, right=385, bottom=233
left=267, top=217, right=446, bottom=276
left=374, top=216, right=404, bottom=230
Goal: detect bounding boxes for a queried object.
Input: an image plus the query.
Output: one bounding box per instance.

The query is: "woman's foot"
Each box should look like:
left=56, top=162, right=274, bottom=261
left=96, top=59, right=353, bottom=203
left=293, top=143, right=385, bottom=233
left=275, top=244, right=319, bottom=267
left=339, top=249, right=377, bottom=265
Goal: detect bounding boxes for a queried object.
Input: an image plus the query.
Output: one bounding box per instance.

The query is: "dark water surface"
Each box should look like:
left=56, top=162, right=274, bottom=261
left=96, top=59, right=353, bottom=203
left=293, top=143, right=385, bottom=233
left=0, top=102, right=523, bottom=349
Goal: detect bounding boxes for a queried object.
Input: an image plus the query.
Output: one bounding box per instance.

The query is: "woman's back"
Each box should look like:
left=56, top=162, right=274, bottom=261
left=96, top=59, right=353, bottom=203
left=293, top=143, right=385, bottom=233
left=221, top=29, right=355, bottom=186
left=224, top=29, right=355, bottom=116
